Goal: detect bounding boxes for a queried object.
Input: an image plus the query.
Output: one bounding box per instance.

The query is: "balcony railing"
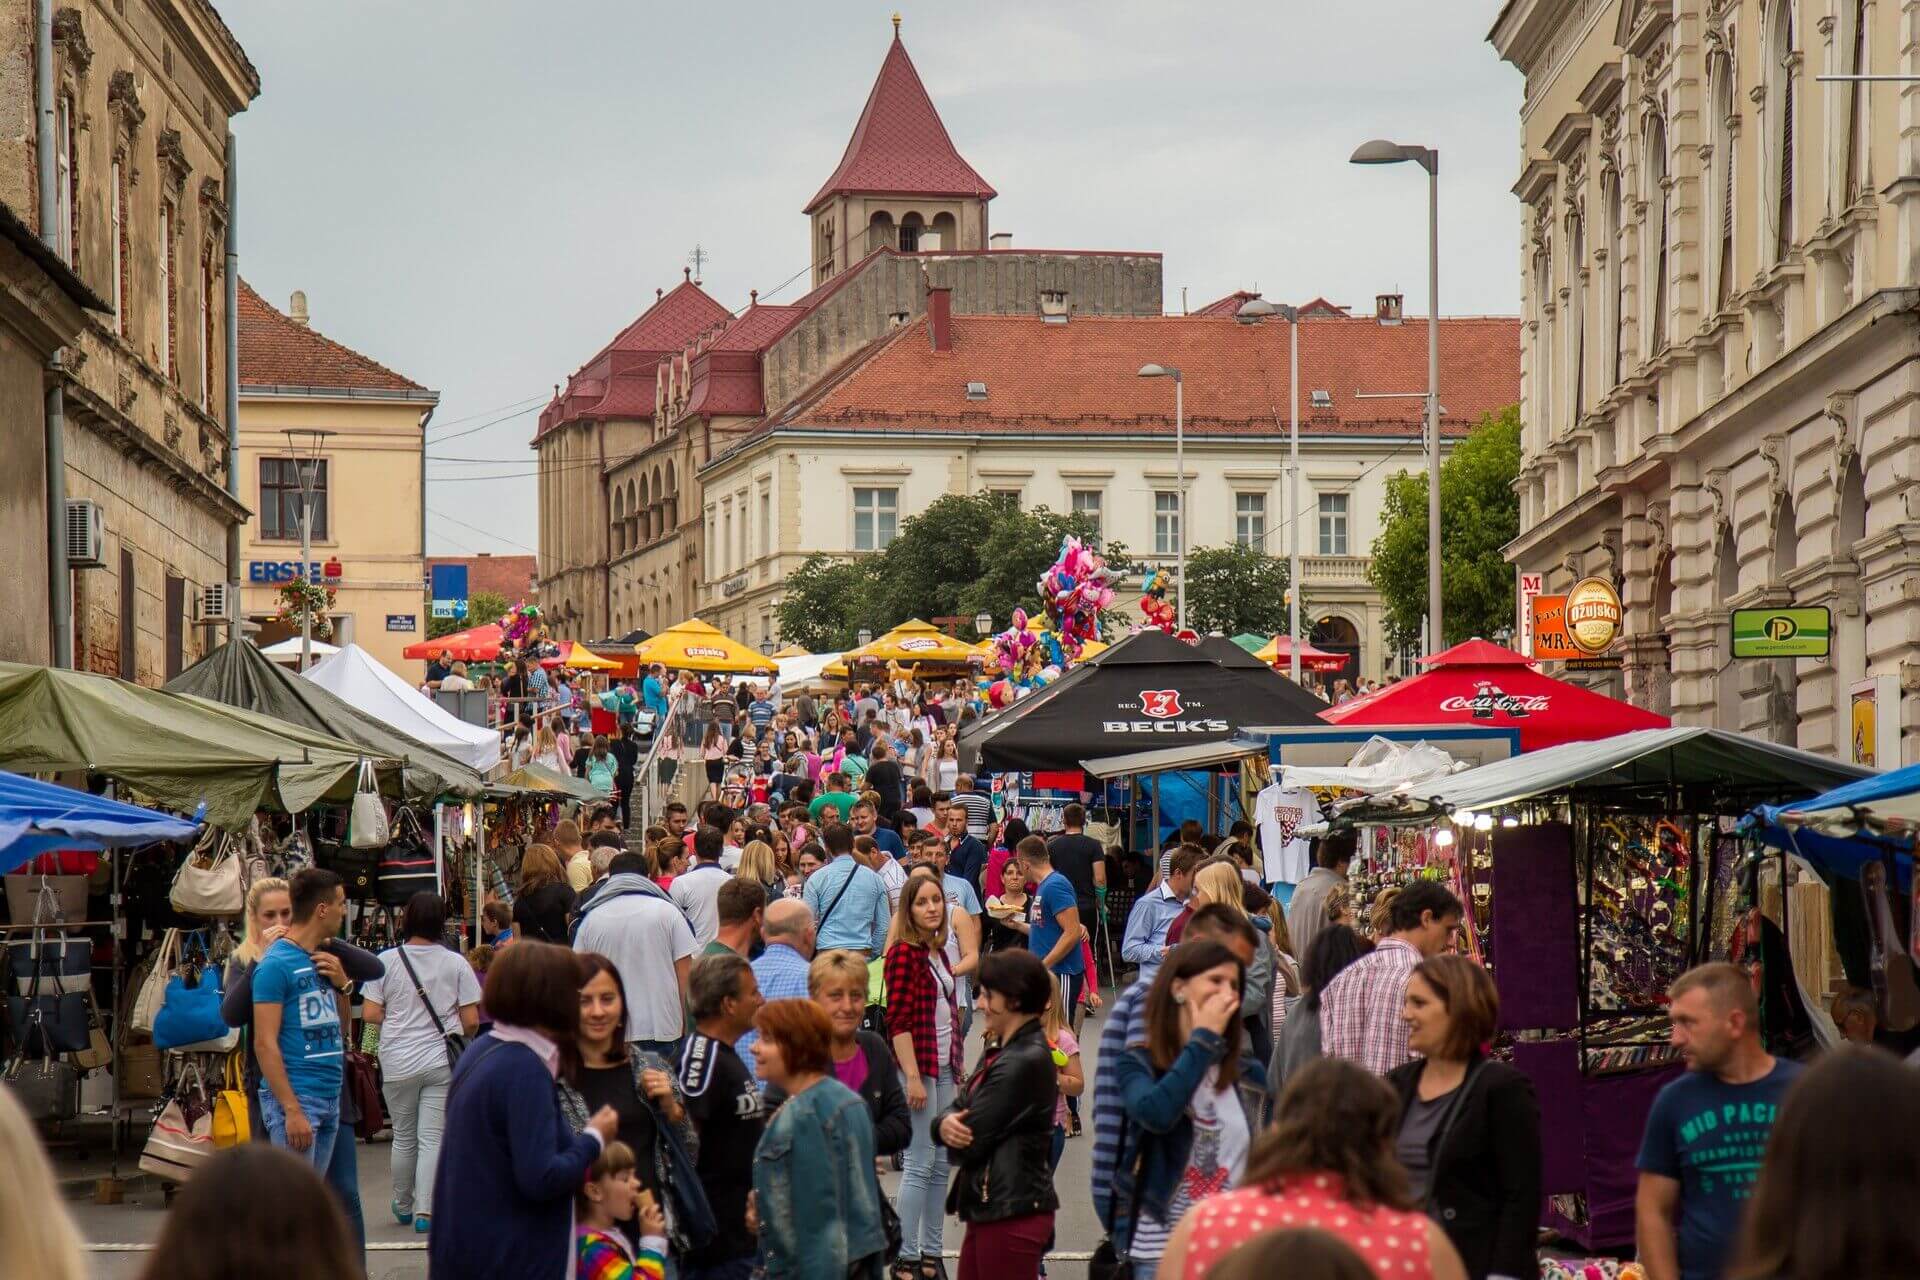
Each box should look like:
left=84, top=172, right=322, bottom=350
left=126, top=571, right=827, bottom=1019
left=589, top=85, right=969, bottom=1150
left=1298, top=555, right=1371, bottom=585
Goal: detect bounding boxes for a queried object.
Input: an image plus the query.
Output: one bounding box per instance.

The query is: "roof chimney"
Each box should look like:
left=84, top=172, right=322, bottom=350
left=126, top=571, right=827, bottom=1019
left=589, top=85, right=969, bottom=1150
left=1039, top=289, right=1070, bottom=324
left=288, top=290, right=309, bottom=327
left=927, top=285, right=952, bottom=353
left=989, top=232, right=1012, bottom=250
left=1376, top=292, right=1404, bottom=325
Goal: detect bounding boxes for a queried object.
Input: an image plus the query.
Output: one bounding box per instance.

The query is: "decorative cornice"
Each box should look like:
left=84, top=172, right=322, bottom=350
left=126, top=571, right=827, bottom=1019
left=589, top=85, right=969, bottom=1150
left=60, top=376, right=247, bottom=520
left=107, top=69, right=144, bottom=135
left=157, top=128, right=192, bottom=196
left=198, top=176, right=226, bottom=228
left=51, top=8, right=92, bottom=76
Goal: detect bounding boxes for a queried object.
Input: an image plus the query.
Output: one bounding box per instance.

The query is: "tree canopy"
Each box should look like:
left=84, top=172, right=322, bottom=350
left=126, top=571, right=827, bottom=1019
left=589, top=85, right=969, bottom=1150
left=1181, top=543, right=1294, bottom=637
left=1367, top=404, right=1522, bottom=651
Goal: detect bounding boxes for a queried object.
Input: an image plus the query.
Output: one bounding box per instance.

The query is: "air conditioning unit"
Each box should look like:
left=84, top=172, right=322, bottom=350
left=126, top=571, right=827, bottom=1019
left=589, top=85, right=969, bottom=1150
left=64, top=500, right=105, bottom=568
left=198, top=582, right=234, bottom=624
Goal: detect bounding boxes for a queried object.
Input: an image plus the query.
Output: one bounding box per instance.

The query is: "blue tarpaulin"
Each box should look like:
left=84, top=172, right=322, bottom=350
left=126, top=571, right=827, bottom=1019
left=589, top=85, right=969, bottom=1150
left=0, top=771, right=199, bottom=873
left=1749, top=762, right=1920, bottom=885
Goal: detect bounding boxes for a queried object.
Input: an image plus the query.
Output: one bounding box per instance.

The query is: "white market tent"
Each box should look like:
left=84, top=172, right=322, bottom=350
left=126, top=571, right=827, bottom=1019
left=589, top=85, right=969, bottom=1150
left=259, top=636, right=341, bottom=662
left=775, top=650, right=845, bottom=694
left=301, top=642, right=501, bottom=773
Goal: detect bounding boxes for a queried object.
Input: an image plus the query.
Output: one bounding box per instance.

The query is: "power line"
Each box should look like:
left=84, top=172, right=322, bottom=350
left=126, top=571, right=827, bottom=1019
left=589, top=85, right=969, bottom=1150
left=425, top=391, right=551, bottom=434
left=426, top=402, right=545, bottom=446
left=427, top=506, right=539, bottom=555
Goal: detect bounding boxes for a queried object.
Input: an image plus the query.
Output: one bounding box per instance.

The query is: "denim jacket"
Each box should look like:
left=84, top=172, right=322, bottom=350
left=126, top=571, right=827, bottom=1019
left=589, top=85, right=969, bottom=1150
left=753, top=1077, right=887, bottom=1280
left=1110, top=1027, right=1268, bottom=1254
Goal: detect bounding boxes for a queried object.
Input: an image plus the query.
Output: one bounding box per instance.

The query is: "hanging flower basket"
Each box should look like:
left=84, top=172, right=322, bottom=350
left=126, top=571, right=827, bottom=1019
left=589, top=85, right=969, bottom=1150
left=273, top=578, right=337, bottom=641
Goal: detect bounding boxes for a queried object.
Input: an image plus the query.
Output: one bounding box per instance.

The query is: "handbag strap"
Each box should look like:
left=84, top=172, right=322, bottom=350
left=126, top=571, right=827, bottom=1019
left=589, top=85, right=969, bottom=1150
left=394, top=944, right=450, bottom=1035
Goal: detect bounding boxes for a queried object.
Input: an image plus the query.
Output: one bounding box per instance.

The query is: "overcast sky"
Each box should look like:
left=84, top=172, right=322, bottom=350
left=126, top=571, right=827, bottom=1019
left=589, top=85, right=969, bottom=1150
left=222, top=1, right=1520, bottom=561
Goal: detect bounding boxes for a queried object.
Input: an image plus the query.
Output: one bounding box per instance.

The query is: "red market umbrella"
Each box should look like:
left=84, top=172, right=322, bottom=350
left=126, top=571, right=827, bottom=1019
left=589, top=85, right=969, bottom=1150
left=1319, top=638, right=1669, bottom=752
left=402, top=624, right=502, bottom=663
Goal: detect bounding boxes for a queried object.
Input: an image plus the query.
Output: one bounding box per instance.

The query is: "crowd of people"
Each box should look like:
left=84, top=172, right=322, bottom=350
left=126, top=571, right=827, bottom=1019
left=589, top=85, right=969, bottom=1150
left=6, top=676, right=1920, bottom=1280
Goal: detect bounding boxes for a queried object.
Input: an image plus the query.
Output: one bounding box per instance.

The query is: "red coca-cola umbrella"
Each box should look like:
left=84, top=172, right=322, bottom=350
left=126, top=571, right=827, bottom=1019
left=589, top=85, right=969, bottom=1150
left=1319, top=638, right=1669, bottom=751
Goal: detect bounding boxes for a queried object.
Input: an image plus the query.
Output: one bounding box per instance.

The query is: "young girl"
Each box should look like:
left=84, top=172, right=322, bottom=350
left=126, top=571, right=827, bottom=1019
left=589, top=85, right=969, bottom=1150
left=575, top=1141, right=667, bottom=1280
left=1043, top=988, right=1083, bottom=1171
left=702, top=723, right=726, bottom=800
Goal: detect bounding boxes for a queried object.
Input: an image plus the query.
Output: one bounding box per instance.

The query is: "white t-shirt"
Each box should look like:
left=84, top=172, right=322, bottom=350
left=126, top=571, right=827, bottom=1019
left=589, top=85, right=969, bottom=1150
left=1255, top=785, right=1321, bottom=885
left=668, top=863, right=731, bottom=948
left=874, top=854, right=907, bottom=909
left=363, top=943, right=483, bottom=1081
left=574, top=892, right=697, bottom=1041
left=930, top=952, right=955, bottom=1075
left=719, top=844, right=744, bottom=873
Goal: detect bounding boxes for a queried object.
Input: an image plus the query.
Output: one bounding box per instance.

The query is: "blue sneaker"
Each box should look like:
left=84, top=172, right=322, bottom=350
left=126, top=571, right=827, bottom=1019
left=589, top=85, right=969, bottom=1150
left=414, top=1216, right=431, bottom=1234
left=391, top=1200, right=411, bottom=1227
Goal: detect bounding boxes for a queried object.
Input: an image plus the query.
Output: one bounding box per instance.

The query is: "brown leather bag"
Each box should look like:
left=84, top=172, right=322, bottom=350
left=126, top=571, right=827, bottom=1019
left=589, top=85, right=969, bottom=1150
left=344, top=1049, right=385, bottom=1140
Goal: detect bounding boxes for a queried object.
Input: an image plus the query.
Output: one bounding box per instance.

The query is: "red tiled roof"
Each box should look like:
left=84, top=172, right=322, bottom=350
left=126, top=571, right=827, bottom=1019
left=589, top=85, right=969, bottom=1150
left=535, top=277, right=731, bottom=439
left=776, top=312, right=1518, bottom=438
left=425, top=555, right=539, bottom=601
left=1189, top=292, right=1351, bottom=320
left=805, top=34, right=996, bottom=211
left=238, top=281, right=428, bottom=393
left=710, top=303, right=808, bottom=352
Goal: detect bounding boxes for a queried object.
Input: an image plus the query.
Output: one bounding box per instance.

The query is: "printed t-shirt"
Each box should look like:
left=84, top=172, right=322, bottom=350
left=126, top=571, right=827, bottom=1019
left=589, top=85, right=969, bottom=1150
left=678, top=1033, right=765, bottom=1265
left=1027, top=871, right=1085, bottom=975
left=253, top=938, right=344, bottom=1102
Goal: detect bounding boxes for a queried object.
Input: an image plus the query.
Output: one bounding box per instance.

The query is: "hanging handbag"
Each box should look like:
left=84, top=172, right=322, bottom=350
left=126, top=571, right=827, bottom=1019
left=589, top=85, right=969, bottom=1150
left=345, top=1048, right=385, bottom=1141
left=6, top=963, right=89, bottom=1058
left=170, top=831, right=244, bottom=917
left=129, top=929, right=180, bottom=1036
left=72, top=989, right=113, bottom=1070
left=117, top=1040, right=164, bottom=1099
left=395, top=942, right=465, bottom=1072
left=316, top=837, right=382, bottom=901
left=8, top=878, right=91, bottom=994
left=139, top=1061, right=215, bottom=1184
left=152, top=939, right=236, bottom=1053
left=378, top=810, right=438, bottom=908
left=210, top=1050, right=250, bottom=1148
left=349, top=759, right=390, bottom=850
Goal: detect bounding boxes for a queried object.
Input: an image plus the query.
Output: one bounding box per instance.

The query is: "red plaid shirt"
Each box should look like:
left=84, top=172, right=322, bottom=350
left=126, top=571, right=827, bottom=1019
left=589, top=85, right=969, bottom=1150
left=884, top=941, right=963, bottom=1082
left=1319, top=936, right=1421, bottom=1075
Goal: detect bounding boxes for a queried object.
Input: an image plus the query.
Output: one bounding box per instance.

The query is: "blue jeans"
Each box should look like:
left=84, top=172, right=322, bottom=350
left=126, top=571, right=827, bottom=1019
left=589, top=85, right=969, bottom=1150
left=259, top=1089, right=342, bottom=1173
left=634, top=1036, right=682, bottom=1061
left=324, top=1107, right=366, bottom=1262
left=896, top=1070, right=956, bottom=1260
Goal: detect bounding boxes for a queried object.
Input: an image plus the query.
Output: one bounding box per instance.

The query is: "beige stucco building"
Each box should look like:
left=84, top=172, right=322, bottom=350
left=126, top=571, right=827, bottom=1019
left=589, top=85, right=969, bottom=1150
left=1, top=0, right=257, bottom=682
left=1492, top=0, right=1920, bottom=764
left=236, top=283, right=436, bottom=675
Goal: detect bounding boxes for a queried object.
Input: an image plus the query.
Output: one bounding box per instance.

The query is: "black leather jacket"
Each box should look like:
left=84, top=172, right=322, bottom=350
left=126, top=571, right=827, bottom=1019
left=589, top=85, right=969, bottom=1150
left=937, top=1017, right=1060, bottom=1224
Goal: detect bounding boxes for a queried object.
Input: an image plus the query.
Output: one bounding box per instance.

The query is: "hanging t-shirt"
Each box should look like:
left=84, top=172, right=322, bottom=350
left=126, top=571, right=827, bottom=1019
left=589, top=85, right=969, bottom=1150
left=1255, top=785, right=1321, bottom=885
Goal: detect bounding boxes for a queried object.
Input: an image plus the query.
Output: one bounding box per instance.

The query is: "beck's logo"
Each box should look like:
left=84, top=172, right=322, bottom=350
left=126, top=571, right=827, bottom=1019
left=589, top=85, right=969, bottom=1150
left=1139, top=689, right=1183, bottom=719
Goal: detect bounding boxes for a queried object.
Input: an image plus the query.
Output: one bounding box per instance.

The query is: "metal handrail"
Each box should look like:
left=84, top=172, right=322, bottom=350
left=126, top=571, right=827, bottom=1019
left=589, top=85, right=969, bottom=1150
left=634, top=698, right=686, bottom=832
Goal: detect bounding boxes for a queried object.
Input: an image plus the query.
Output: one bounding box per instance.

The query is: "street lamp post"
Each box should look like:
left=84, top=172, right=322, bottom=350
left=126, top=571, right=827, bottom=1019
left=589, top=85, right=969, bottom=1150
left=1137, top=364, right=1186, bottom=631
left=282, top=429, right=334, bottom=672
left=1236, top=299, right=1302, bottom=684
left=1352, top=139, right=1442, bottom=653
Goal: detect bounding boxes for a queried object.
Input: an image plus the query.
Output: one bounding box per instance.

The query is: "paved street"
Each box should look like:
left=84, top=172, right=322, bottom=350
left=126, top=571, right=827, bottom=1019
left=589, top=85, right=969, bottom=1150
left=71, top=1004, right=1114, bottom=1279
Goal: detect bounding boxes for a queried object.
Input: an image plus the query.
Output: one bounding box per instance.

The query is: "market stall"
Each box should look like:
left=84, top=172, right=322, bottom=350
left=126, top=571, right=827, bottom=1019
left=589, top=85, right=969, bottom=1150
left=839, top=618, right=983, bottom=678
left=257, top=636, right=341, bottom=664
left=1252, top=634, right=1350, bottom=673
left=1321, top=639, right=1671, bottom=750
left=402, top=623, right=504, bottom=663
left=302, top=642, right=501, bottom=773
left=633, top=619, right=775, bottom=676
left=1335, top=726, right=1869, bottom=1248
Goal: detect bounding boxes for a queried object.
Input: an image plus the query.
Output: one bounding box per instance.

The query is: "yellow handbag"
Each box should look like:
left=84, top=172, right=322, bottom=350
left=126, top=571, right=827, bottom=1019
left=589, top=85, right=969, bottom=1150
left=211, top=1050, right=250, bottom=1148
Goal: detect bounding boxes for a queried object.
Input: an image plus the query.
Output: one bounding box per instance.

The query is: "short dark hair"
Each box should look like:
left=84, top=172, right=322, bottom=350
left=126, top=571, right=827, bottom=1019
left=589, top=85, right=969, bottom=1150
left=796, top=841, right=827, bottom=864
left=976, top=949, right=1053, bottom=1014
left=716, top=877, right=766, bottom=927
left=606, top=851, right=649, bottom=877
left=1016, top=834, right=1050, bottom=865
left=1063, top=803, right=1086, bottom=827
left=1185, top=901, right=1259, bottom=951
left=664, top=801, right=689, bottom=819
left=688, top=952, right=753, bottom=1022
left=588, top=830, right=626, bottom=851
left=1315, top=831, right=1358, bottom=870
left=693, top=824, right=725, bottom=863
left=709, top=804, right=737, bottom=831
left=288, top=867, right=342, bottom=923
left=1301, top=924, right=1374, bottom=1012
left=822, top=823, right=854, bottom=856
left=1228, top=819, right=1254, bottom=839
left=753, top=998, right=833, bottom=1075
left=1411, top=955, right=1500, bottom=1059
left=1387, top=880, right=1463, bottom=933
left=401, top=892, right=449, bottom=941
left=482, top=941, right=583, bottom=1046
left=1167, top=844, right=1207, bottom=880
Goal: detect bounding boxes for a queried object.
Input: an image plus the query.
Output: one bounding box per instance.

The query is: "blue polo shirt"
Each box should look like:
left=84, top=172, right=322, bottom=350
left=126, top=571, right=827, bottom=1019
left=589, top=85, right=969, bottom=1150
left=802, top=855, right=892, bottom=954
left=870, top=827, right=906, bottom=860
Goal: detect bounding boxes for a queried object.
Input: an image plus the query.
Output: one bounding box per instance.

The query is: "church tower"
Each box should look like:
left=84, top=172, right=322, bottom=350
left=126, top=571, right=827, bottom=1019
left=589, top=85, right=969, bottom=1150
left=806, top=16, right=997, bottom=286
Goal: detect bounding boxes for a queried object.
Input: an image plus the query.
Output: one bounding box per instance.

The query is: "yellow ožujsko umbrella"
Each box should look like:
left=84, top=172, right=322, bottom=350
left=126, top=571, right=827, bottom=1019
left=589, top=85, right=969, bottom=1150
left=769, top=644, right=811, bottom=659
left=842, top=619, right=982, bottom=666
left=634, top=619, right=774, bottom=675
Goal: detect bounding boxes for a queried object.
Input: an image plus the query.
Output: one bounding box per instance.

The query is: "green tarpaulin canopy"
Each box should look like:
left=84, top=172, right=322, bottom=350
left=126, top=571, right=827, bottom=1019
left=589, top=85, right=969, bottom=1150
left=1230, top=633, right=1269, bottom=653
left=0, top=661, right=400, bottom=830
left=502, top=763, right=601, bottom=803
left=166, top=642, right=485, bottom=804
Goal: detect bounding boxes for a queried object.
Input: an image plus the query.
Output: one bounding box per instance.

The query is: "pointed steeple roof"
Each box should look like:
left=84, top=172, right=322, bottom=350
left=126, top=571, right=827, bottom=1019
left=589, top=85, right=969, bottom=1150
left=805, top=27, right=996, bottom=212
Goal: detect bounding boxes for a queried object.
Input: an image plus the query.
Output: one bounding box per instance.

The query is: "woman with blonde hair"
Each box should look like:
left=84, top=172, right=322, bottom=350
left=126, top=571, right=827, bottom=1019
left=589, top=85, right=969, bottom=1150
left=0, top=1087, right=86, bottom=1280
left=735, top=838, right=783, bottom=899
left=511, top=843, right=575, bottom=944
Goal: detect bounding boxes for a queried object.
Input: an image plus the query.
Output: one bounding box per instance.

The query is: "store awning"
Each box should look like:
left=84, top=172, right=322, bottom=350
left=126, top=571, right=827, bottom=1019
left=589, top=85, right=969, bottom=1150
left=0, top=770, right=201, bottom=871
left=259, top=636, right=341, bottom=662
left=1320, top=638, right=1669, bottom=751
left=634, top=620, right=775, bottom=675
left=1350, top=726, right=1871, bottom=820
left=1080, top=735, right=1270, bottom=779
left=402, top=624, right=503, bottom=663
left=501, top=763, right=601, bottom=802
left=539, top=642, right=622, bottom=672
left=1748, top=763, right=1920, bottom=883
left=167, top=641, right=485, bottom=802
left=0, top=661, right=400, bottom=829
left=1252, top=635, right=1350, bottom=672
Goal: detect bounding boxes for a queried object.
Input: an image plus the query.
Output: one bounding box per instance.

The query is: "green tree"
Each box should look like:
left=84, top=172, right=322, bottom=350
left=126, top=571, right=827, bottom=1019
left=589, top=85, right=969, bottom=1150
left=775, top=556, right=881, bottom=653
left=1181, top=543, right=1294, bottom=636
left=428, top=589, right=509, bottom=641
left=1368, top=404, right=1522, bottom=650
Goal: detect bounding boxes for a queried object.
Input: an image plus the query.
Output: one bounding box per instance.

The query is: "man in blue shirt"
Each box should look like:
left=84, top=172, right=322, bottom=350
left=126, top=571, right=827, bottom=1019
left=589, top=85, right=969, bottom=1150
left=850, top=798, right=905, bottom=861
left=738, top=897, right=817, bottom=1083
left=801, top=822, right=892, bottom=958
left=1121, top=844, right=1204, bottom=988
left=747, top=684, right=778, bottom=733
left=1636, top=963, right=1805, bottom=1280
left=1017, top=836, right=1086, bottom=1014
left=641, top=663, right=670, bottom=722
left=253, top=867, right=350, bottom=1168
left=941, top=805, right=988, bottom=897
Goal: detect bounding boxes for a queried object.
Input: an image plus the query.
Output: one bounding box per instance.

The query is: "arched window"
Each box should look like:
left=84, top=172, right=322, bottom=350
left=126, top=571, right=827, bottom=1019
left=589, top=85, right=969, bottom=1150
left=1709, top=51, right=1737, bottom=311
left=1836, top=456, right=1866, bottom=555
left=628, top=479, right=641, bottom=547
left=1606, top=172, right=1625, bottom=386
left=1532, top=241, right=1552, bottom=435
left=1645, top=115, right=1670, bottom=355
left=1566, top=205, right=1585, bottom=423
left=931, top=211, right=957, bottom=251
left=1768, top=0, right=1797, bottom=262
left=899, top=212, right=924, bottom=253
left=867, top=212, right=894, bottom=256
left=1844, top=0, right=1869, bottom=205
left=612, top=488, right=626, bottom=553
left=1715, top=524, right=1741, bottom=728
left=1771, top=496, right=1797, bottom=580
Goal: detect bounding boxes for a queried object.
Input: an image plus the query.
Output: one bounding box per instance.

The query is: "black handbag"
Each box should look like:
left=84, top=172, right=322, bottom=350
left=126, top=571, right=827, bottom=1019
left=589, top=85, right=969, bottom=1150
left=315, top=838, right=381, bottom=901
left=377, top=814, right=437, bottom=908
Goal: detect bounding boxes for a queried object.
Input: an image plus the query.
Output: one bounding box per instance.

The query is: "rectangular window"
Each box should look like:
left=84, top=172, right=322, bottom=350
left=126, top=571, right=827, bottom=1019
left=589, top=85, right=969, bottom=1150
left=159, top=199, right=176, bottom=379
left=1318, top=493, right=1349, bottom=556
left=1154, top=490, right=1181, bottom=556
left=721, top=503, right=732, bottom=573
left=852, top=486, right=898, bottom=551
left=737, top=490, right=749, bottom=566
left=759, top=490, right=771, bottom=557
left=989, top=487, right=1022, bottom=508
left=55, top=95, right=74, bottom=266
left=260, top=457, right=328, bottom=541
left=1070, top=489, right=1102, bottom=541
left=1234, top=493, right=1267, bottom=548
left=119, top=547, right=136, bottom=681
left=164, top=573, right=186, bottom=679
left=201, top=243, right=216, bottom=411
left=111, top=158, right=126, bottom=332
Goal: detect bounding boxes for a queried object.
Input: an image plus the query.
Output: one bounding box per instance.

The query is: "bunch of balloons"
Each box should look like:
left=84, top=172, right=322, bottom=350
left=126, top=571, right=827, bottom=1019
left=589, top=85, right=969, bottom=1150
left=498, top=601, right=546, bottom=655
left=1138, top=567, right=1175, bottom=632
left=981, top=608, right=1059, bottom=709
left=1038, top=536, right=1116, bottom=662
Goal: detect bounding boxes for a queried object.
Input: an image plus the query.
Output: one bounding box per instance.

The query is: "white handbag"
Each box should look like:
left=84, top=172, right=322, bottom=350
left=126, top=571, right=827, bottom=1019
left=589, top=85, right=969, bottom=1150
left=170, top=832, right=244, bottom=917
left=129, top=929, right=179, bottom=1036
left=349, top=759, right=389, bottom=850
left=139, top=1060, right=215, bottom=1184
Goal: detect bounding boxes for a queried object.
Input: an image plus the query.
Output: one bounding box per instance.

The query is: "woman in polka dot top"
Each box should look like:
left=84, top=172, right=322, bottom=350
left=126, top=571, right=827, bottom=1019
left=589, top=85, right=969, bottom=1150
left=1162, top=1058, right=1468, bottom=1280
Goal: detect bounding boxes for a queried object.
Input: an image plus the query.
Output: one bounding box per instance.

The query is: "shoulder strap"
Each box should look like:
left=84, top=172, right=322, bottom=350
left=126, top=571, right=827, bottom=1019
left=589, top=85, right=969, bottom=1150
left=395, top=945, right=448, bottom=1033
left=815, top=861, right=859, bottom=934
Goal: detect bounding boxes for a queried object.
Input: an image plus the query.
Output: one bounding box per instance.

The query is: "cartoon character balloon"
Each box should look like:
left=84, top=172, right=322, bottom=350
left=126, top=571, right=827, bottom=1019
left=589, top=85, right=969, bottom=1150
left=1138, top=567, right=1175, bottom=632
left=1038, top=536, right=1116, bottom=663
